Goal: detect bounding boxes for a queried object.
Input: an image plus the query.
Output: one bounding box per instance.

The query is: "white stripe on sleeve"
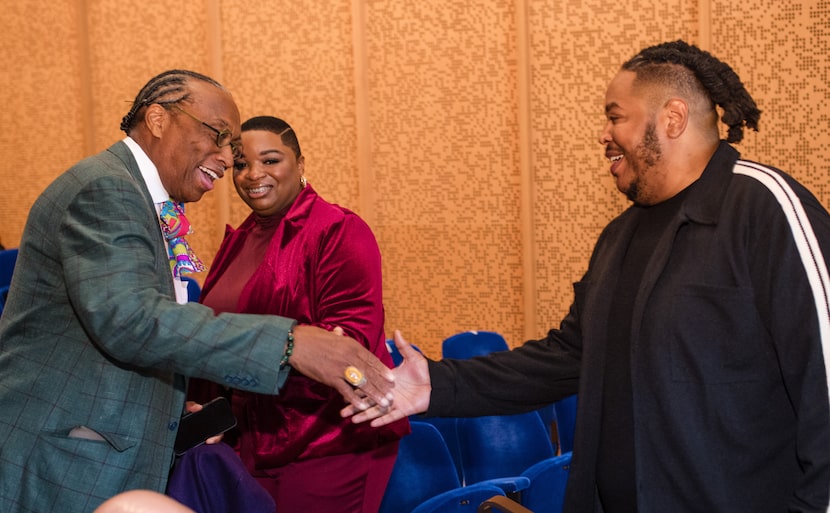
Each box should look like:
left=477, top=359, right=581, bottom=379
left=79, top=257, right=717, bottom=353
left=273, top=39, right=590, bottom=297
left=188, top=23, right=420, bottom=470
left=734, top=161, right=830, bottom=399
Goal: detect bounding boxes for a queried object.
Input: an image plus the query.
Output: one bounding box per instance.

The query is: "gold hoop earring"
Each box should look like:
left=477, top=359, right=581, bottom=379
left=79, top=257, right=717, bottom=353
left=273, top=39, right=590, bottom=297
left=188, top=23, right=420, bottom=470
left=300, top=175, right=307, bottom=189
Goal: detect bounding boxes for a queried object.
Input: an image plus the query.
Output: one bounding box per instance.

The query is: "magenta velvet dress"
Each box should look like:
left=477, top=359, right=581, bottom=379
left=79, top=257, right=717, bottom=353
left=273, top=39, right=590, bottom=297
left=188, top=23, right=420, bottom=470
left=191, top=186, right=409, bottom=512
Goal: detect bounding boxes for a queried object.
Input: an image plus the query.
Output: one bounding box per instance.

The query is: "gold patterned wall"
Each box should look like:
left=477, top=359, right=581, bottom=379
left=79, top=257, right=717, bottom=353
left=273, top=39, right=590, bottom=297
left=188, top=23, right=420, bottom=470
left=220, top=0, right=361, bottom=226
left=0, top=1, right=87, bottom=247
left=363, top=1, right=526, bottom=353
left=1, top=0, right=828, bottom=359
left=527, top=0, right=699, bottom=342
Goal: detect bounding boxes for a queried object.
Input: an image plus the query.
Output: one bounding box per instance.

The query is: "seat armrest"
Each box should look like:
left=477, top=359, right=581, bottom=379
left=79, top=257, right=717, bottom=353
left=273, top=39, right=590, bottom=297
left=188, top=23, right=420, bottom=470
left=477, top=495, right=534, bottom=513
left=477, top=476, right=530, bottom=494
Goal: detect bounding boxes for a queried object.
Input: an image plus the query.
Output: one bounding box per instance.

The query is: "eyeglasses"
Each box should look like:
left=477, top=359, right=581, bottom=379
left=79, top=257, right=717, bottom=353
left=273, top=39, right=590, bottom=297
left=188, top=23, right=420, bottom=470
left=172, top=105, right=241, bottom=157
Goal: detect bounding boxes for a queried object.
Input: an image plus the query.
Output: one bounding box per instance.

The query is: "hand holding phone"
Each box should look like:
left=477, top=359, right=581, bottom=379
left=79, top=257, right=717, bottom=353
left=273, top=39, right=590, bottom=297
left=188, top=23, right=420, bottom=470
left=174, top=397, right=236, bottom=456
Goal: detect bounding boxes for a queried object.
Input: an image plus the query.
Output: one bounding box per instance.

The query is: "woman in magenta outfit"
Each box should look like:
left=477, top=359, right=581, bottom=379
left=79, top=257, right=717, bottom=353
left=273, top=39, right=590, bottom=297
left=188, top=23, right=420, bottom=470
left=188, top=116, right=409, bottom=513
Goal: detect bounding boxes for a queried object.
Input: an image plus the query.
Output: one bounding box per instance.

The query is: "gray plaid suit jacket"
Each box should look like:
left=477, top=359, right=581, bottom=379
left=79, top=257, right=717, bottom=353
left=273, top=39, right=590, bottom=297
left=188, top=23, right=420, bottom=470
left=0, top=141, right=293, bottom=513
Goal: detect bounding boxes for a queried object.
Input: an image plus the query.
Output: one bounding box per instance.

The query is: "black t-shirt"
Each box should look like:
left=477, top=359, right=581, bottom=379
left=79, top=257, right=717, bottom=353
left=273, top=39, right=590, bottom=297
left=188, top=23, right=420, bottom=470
left=596, top=187, right=690, bottom=513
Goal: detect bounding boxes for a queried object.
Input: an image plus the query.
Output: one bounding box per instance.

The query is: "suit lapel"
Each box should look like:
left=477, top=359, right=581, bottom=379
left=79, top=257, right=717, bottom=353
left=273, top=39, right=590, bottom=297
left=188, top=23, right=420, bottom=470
left=106, top=141, right=175, bottom=298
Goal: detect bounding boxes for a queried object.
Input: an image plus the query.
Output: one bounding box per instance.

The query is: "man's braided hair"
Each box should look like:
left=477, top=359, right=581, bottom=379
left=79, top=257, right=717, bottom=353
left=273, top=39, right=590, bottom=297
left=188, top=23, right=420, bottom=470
left=622, top=40, right=761, bottom=143
left=120, top=70, right=224, bottom=134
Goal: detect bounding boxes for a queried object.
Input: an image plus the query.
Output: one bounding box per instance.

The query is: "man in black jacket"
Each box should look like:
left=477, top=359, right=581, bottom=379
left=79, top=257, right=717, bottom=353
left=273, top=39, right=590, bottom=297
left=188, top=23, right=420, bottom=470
left=345, top=41, right=830, bottom=513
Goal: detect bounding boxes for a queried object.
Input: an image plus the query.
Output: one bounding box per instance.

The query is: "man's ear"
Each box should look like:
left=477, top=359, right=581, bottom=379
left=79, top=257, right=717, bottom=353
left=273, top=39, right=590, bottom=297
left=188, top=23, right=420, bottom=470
left=664, top=98, right=689, bottom=139
left=143, top=103, right=168, bottom=139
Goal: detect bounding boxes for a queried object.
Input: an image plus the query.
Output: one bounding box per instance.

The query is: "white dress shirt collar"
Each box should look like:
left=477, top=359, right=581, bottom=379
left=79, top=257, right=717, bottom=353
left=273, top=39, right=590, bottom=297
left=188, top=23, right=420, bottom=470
left=122, top=137, right=189, bottom=304
left=123, top=136, right=169, bottom=204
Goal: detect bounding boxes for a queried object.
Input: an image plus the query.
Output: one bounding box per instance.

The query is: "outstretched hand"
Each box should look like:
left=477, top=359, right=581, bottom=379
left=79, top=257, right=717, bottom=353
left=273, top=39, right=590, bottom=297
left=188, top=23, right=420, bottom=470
left=341, top=330, right=432, bottom=427
left=288, top=324, right=395, bottom=413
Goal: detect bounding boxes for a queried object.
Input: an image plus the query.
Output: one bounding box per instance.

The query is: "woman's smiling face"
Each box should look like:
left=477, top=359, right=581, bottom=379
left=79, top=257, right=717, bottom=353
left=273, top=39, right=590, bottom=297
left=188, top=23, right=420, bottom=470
left=232, top=129, right=305, bottom=217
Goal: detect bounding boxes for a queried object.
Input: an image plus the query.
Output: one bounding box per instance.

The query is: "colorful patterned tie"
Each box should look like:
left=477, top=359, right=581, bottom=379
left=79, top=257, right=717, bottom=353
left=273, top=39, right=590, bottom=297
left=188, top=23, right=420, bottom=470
left=158, top=200, right=206, bottom=278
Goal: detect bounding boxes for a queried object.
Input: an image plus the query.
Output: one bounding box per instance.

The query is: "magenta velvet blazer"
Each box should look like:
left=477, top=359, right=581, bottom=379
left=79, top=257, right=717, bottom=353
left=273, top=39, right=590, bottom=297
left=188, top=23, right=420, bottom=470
left=200, top=186, right=408, bottom=468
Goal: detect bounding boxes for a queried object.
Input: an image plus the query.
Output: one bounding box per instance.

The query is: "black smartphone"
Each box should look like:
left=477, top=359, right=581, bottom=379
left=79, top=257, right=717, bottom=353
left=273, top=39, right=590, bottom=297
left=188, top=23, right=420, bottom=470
left=173, top=396, right=237, bottom=456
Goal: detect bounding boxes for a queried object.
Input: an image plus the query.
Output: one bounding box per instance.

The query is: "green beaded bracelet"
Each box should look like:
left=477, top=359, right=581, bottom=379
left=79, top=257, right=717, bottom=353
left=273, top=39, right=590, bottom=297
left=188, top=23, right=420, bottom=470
left=280, top=330, right=294, bottom=368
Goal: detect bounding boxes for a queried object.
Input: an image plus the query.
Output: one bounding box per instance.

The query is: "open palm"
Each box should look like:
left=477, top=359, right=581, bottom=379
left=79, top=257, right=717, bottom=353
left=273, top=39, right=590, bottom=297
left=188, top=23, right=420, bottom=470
left=342, top=330, right=432, bottom=426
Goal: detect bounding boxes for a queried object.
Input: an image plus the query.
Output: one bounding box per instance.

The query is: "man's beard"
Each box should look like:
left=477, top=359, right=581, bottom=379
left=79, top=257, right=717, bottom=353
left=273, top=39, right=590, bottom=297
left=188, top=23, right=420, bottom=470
left=626, top=122, right=662, bottom=204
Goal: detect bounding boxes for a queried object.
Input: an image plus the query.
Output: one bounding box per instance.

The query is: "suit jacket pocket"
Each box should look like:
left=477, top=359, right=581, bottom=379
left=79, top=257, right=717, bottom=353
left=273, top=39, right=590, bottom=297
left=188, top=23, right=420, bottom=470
left=19, top=429, right=139, bottom=508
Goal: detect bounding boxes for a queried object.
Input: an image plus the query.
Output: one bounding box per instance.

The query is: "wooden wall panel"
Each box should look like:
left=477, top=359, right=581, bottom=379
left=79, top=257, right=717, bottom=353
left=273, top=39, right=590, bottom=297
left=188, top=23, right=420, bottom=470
left=364, top=1, right=525, bottom=354
left=220, top=0, right=361, bottom=231
left=0, top=0, right=86, bottom=251
left=711, top=0, right=830, bottom=198
left=0, top=0, right=828, bottom=360
left=526, top=0, right=698, bottom=339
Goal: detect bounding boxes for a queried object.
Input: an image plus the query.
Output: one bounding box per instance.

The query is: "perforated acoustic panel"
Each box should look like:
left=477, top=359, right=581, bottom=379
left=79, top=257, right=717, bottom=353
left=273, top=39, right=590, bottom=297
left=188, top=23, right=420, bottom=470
left=1, top=0, right=827, bottom=357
